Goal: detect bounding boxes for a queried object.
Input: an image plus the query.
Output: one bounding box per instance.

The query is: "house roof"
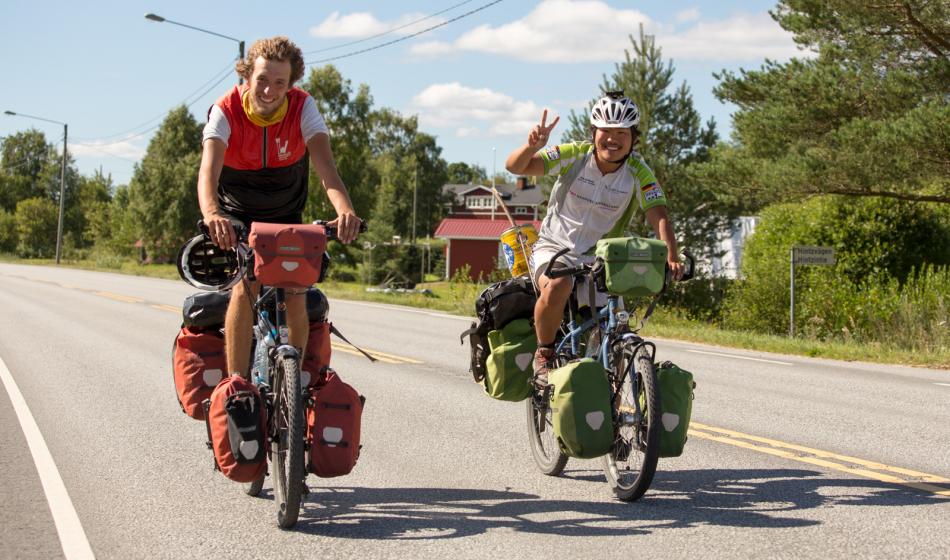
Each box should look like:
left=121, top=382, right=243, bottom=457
left=434, top=218, right=543, bottom=240
left=442, top=181, right=545, bottom=206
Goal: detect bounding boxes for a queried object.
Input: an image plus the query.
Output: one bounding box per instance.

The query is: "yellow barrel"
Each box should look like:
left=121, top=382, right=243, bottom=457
left=500, top=224, right=539, bottom=277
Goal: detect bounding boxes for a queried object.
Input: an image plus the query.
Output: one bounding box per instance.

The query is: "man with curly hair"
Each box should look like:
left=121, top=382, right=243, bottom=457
left=197, top=35, right=361, bottom=379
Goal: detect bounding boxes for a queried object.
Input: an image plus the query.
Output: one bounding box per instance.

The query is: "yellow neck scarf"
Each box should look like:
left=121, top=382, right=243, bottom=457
left=242, top=89, right=288, bottom=127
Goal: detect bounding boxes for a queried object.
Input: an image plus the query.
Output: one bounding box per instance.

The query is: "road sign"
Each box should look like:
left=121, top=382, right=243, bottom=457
left=793, top=246, right=835, bottom=266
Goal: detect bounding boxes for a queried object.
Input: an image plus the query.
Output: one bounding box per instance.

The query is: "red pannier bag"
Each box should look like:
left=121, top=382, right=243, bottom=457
left=306, top=369, right=364, bottom=478
left=249, top=223, right=327, bottom=288
left=301, top=321, right=332, bottom=389
left=205, top=375, right=268, bottom=483
left=172, top=327, right=225, bottom=420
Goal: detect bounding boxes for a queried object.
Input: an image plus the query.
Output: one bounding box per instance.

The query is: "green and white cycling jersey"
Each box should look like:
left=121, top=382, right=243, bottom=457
left=531, top=141, right=667, bottom=275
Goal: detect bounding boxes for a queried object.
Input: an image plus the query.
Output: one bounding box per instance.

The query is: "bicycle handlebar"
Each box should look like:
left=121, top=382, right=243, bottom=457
left=543, top=246, right=698, bottom=283
left=197, top=218, right=368, bottom=244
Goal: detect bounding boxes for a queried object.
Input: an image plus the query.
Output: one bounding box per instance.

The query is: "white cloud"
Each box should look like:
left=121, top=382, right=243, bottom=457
left=662, top=13, right=804, bottom=61
left=310, top=11, right=441, bottom=39
left=407, top=0, right=802, bottom=63
left=410, top=0, right=651, bottom=63
left=411, top=82, right=557, bottom=138
left=71, top=139, right=145, bottom=161
left=675, top=8, right=701, bottom=23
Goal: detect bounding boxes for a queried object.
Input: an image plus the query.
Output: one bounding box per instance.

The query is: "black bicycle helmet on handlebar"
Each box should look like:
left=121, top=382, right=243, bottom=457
left=177, top=234, right=245, bottom=291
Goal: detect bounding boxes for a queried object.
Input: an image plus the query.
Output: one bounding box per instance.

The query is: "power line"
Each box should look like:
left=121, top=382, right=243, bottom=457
left=74, top=59, right=237, bottom=144
left=307, top=0, right=505, bottom=66
left=72, top=63, right=235, bottom=150
left=303, top=0, right=476, bottom=55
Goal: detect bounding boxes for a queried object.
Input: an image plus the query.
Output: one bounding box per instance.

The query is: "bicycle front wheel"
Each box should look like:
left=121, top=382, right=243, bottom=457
left=271, top=355, right=306, bottom=528
left=602, top=343, right=660, bottom=501
left=526, top=387, right=568, bottom=475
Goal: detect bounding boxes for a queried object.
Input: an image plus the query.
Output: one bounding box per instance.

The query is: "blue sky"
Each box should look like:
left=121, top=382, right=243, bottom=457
left=1, top=1, right=806, bottom=187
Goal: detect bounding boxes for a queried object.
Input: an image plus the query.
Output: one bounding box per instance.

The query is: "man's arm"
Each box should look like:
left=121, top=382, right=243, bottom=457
left=197, top=139, right=236, bottom=249
left=307, top=133, right=359, bottom=243
left=645, top=205, right=684, bottom=280
left=506, top=110, right=559, bottom=177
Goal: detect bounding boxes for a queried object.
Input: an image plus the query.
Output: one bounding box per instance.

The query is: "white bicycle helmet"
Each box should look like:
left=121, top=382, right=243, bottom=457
left=177, top=234, right=245, bottom=291
left=590, top=91, right=640, bottom=129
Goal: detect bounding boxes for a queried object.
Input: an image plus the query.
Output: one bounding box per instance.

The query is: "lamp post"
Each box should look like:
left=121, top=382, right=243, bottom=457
left=144, top=13, right=245, bottom=84
left=4, top=110, right=68, bottom=264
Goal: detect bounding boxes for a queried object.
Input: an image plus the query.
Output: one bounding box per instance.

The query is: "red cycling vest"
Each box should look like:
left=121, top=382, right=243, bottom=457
left=211, top=85, right=311, bottom=221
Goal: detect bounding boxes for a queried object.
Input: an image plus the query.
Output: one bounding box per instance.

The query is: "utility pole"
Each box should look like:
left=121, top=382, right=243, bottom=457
left=412, top=166, right=418, bottom=244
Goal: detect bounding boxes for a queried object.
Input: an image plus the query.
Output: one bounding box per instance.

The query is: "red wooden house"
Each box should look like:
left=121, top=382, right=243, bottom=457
left=434, top=177, right=544, bottom=281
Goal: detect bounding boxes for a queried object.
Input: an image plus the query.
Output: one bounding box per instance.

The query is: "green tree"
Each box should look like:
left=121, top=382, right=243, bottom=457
left=126, top=105, right=202, bottom=261
left=71, top=169, right=113, bottom=247
left=14, top=197, right=58, bottom=258
left=0, top=129, right=80, bottom=211
left=0, top=208, right=16, bottom=253
left=564, top=26, right=721, bottom=254
left=694, top=0, right=949, bottom=208
left=447, top=162, right=488, bottom=184
left=302, top=65, right=376, bottom=221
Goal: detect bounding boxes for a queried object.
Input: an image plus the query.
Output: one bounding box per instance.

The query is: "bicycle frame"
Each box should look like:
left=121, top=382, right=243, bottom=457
left=553, top=282, right=656, bottom=424
left=250, top=286, right=300, bottom=390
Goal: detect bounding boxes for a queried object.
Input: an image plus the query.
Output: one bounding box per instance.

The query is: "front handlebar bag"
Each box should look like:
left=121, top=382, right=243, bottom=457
left=249, top=223, right=327, bottom=288
left=593, top=237, right=667, bottom=298
left=550, top=358, right=613, bottom=459
left=484, top=318, right=536, bottom=402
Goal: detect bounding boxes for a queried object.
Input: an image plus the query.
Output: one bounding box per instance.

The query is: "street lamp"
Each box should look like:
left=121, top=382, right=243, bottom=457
left=4, top=110, right=68, bottom=264
left=144, top=13, right=245, bottom=84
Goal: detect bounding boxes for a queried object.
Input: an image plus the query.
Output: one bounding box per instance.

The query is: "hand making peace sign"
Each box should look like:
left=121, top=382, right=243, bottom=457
left=527, top=109, right=560, bottom=150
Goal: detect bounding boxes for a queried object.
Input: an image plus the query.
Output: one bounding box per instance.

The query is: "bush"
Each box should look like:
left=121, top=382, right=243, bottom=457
left=15, top=197, right=58, bottom=258
left=0, top=209, right=16, bottom=253
left=724, top=196, right=950, bottom=347
left=663, top=276, right=732, bottom=323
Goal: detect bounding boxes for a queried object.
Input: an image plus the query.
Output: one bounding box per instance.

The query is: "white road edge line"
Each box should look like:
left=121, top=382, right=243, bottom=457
left=686, top=349, right=793, bottom=366
left=336, top=299, right=470, bottom=321
left=935, top=383, right=950, bottom=388
left=0, top=356, right=95, bottom=560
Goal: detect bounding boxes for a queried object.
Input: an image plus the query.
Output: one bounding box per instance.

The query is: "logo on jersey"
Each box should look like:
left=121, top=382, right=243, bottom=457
left=544, top=146, right=560, bottom=161
left=642, top=183, right=664, bottom=201
left=276, top=137, right=291, bottom=161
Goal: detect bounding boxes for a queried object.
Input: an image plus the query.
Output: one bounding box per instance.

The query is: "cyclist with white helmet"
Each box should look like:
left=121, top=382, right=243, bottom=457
left=505, top=91, right=683, bottom=382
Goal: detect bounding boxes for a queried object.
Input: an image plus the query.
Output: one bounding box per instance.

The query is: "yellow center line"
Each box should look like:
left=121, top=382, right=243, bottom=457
left=150, top=304, right=182, bottom=314
left=94, top=291, right=144, bottom=304
left=688, top=423, right=950, bottom=497
left=330, top=342, right=421, bottom=365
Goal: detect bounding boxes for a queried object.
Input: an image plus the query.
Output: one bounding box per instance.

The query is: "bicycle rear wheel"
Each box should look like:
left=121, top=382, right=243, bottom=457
left=271, top=355, right=306, bottom=528
left=602, top=343, right=660, bottom=501
left=526, top=386, right=568, bottom=475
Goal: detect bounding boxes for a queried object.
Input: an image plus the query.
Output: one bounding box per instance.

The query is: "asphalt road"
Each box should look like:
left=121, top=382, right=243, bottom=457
left=1, top=262, right=948, bottom=560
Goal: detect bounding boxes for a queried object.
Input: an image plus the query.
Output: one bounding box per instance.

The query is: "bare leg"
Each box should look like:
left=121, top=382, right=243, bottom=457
left=225, top=280, right=259, bottom=378
left=534, top=273, right=573, bottom=346
left=285, top=291, right=309, bottom=356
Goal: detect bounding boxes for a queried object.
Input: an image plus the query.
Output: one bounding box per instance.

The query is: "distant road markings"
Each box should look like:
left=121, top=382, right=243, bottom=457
left=690, top=422, right=950, bottom=497
left=0, top=356, right=96, bottom=559
left=94, top=291, right=143, bottom=304
left=150, top=304, right=182, bottom=314
left=935, top=383, right=950, bottom=388
left=686, top=349, right=793, bottom=366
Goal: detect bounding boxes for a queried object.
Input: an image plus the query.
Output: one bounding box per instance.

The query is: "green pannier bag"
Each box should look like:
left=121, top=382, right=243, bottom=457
left=593, top=237, right=668, bottom=298
left=484, top=318, right=536, bottom=402
left=550, top=358, right=613, bottom=458
left=655, top=361, right=696, bottom=457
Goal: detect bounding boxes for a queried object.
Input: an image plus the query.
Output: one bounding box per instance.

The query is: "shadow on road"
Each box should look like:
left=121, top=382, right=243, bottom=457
left=292, top=468, right=947, bottom=538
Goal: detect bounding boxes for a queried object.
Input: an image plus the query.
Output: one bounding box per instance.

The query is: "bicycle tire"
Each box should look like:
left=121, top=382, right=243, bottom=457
left=526, top=387, right=568, bottom=475
left=271, top=355, right=306, bottom=528
left=602, top=343, right=660, bottom=501
left=244, top=474, right=265, bottom=497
